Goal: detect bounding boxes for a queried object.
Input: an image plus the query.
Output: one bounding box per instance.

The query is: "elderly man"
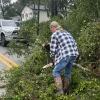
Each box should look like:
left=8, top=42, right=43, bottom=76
left=49, top=21, right=79, bottom=95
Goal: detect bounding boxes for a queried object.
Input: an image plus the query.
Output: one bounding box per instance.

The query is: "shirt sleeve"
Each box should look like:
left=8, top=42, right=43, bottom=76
left=50, top=34, right=57, bottom=57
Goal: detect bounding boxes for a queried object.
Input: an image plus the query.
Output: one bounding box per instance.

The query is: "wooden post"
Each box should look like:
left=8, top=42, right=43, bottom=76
left=37, top=0, right=40, bottom=35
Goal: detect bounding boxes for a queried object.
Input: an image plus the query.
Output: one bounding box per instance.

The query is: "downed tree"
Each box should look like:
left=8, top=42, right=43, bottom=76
left=73, top=63, right=100, bottom=77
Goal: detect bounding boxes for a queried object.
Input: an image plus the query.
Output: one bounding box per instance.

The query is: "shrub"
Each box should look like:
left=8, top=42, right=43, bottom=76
left=2, top=17, right=100, bottom=100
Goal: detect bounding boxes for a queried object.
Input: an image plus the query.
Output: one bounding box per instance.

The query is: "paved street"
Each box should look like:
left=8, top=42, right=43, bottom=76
left=0, top=45, right=24, bottom=70
left=0, top=44, right=25, bottom=96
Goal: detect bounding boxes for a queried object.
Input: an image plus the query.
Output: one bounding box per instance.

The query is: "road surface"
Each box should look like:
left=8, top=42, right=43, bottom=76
left=0, top=45, right=25, bottom=97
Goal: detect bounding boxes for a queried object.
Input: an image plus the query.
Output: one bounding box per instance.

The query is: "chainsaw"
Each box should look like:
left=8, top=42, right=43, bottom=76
left=42, top=62, right=53, bottom=69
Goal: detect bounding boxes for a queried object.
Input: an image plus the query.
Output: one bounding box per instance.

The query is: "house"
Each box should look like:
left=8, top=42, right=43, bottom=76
left=21, top=5, right=50, bottom=22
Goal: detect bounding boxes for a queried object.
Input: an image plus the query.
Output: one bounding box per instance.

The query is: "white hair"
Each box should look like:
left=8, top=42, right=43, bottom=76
left=49, top=21, right=59, bottom=28
left=56, top=25, right=64, bottom=32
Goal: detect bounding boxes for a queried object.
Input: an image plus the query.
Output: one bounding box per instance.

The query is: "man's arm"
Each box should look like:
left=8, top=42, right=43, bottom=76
left=50, top=34, right=57, bottom=63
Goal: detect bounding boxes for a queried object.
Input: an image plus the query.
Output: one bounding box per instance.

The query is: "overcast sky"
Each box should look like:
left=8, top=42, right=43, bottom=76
left=11, top=0, right=17, bottom=3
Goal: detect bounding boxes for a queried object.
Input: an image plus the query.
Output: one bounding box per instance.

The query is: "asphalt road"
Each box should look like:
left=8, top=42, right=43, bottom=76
left=0, top=44, right=25, bottom=97
left=0, top=45, right=24, bottom=70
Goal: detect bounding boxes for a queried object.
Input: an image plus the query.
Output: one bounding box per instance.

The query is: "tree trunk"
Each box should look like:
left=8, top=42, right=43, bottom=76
left=51, top=0, right=58, bottom=17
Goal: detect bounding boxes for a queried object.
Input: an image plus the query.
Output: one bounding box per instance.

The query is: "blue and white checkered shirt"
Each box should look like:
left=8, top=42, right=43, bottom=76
left=50, top=30, right=79, bottom=65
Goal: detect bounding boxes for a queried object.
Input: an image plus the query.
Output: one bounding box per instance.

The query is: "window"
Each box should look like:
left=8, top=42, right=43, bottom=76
left=2, top=21, right=18, bottom=27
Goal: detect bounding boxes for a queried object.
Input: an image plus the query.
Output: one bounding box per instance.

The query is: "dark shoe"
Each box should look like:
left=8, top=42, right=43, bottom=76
left=64, top=77, right=71, bottom=95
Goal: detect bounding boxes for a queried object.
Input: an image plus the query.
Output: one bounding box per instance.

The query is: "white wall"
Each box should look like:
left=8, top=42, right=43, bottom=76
left=21, top=6, right=50, bottom=22
left=39, top=11, right=49, bottom=23
left=21, top=6, right=33, bottom=21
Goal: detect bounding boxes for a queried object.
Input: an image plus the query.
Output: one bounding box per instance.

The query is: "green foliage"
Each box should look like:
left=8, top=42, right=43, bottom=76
left=3, top=17, right=100, bottom=100
left=8, top=16, right=67, bottom=57
left=19, top=18, right=37, bottom=43
left=1, top=0, right=11, bottom=5
left=2, top=61, right=100, bottom=100
left=17, top=0, right=37, bottom=6
left=77, top=19, right=100, bottom=66
left=3, top=0, right=100, bottom=98
left=66, top=0, right=100, bottom=34
left=3, top=4, right=18, bottom=19
left=39, top=16, right=67, bottom=43
left=8, top=18, right=38, bottom=57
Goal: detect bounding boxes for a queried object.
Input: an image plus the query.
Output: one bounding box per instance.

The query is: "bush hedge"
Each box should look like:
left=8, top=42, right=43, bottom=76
left=1, top=17, right=100, bottom=100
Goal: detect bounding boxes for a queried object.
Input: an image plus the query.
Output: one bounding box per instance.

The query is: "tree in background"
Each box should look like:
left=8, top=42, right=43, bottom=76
left=0, top=0, right=11, bottom=5
left=66, top=0, right=100, bottom=34
left=0, top=0, right=11, bottom=17
left=41, top=0, right=74, bottom=17
left=2, top=0, right=75, bottom=19
left=3, top=4, right=18, bottom=19
left=3, top=0, right=39, bottom=19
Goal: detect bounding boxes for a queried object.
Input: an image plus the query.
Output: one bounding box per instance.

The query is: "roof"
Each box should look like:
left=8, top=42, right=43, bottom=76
left=28, top=5, right=46, bottom=11
left=0, top=19, right=14, bottom=21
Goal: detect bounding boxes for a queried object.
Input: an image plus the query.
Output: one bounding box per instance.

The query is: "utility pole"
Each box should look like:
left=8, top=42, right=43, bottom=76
left=1, top=0, right=2, bottom=5
left=37, top=0, right=40, bottom=35
left=0, top=0, right=4, bottom=18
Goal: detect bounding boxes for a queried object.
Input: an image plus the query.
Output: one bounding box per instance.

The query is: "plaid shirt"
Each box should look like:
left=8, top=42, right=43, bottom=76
left=50, top=30, right=79, bottom=65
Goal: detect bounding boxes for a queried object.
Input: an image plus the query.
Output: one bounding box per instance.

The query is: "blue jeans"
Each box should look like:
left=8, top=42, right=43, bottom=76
left=53, top=56, right=77, bottom=78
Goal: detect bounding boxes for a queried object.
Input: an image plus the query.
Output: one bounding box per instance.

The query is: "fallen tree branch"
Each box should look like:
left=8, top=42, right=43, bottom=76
left=73, top=63, right=90, bottom=72
left=73, top=63, right=100, bottom=77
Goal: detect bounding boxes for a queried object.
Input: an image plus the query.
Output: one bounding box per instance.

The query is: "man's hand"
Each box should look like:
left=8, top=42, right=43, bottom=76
left=48, top=42, right=50, bottom=45
left=42, top=42, right=50, bottom=47
left=42, top=43, right=46, bottom=47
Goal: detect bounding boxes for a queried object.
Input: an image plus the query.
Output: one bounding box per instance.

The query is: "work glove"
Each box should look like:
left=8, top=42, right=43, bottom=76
left=50, top=56, right=55, bottom=64
left=42, top=43, right=50, bottom=51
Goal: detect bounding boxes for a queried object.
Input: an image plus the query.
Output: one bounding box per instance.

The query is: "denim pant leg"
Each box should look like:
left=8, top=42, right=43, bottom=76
left=64, top=56, right=76, bottom=78
left=53, top=59, right=69, bottom=78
